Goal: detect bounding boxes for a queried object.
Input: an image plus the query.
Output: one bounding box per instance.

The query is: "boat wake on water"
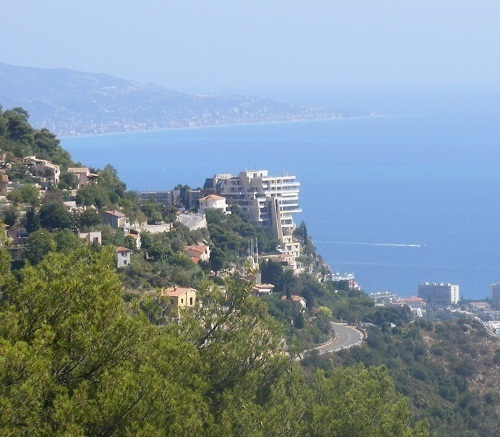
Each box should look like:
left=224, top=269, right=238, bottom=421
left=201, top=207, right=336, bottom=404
left=315, top=241, right=425, bottom=248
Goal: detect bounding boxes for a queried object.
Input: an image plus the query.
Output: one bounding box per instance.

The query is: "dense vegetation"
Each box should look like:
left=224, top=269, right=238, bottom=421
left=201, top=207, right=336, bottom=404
left=303, top=319, right=500, bottom=436
left=0, top=247, right=425, bottom=435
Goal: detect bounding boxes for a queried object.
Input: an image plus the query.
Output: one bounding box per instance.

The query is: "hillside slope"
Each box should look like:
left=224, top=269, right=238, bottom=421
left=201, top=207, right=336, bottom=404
left=317, top=318, right=500, bottom=436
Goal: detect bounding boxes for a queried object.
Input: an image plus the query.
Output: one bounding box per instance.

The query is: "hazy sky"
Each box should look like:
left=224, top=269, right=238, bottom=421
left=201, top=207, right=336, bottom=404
left=1, top=1, right=499, bottom=98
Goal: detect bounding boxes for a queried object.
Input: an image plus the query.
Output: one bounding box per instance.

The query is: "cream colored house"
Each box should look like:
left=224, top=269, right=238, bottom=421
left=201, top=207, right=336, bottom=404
left=23, top=157, right=60, bottom=185
left=79, top=231, right=102, bottom=245
left=163, top=286, right=197, bottom=317
left=67, top=167, right=98, bottom=189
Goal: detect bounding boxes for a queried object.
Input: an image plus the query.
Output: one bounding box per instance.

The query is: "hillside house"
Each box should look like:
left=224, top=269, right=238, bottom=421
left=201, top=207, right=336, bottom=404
left=163, top=286, right=197, bottom=317
left=291, top=295, right=307, bottom=309
left=0, top=174, right=8, bottom=195
left=79, top=231, right=102, bottom=245
left=102, top=210, right=128, bottom=229
left=67, top=167, right=98, bottom=189
left=400, top=296, right=426, bottom=317
left=23, top=157, right=60, bottom=185
left=127, top=232, right=141, bottom=249
left=183, top=244, right=210, bottom=264
left=198, top=194, right=228, bottom=214
left=116, top=246, right=132, bottom=268
left=252, top=283, right=275, bottom=296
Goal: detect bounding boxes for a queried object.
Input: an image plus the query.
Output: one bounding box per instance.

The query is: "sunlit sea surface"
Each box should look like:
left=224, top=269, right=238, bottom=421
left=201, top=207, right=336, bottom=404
left=62, top=102, right=500, bottom=300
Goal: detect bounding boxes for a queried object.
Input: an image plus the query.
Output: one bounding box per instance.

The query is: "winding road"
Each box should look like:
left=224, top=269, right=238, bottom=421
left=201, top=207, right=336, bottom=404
left=314, top=322, right=365, bottom=355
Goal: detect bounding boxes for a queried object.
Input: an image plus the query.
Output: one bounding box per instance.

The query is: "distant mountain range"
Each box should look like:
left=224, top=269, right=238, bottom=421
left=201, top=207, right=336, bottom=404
left=0, top=63, right=366, bottom=136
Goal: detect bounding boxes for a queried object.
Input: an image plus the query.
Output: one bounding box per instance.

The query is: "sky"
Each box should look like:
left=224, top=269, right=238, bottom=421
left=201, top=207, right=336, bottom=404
left=1, top=1, right=499, bottom=108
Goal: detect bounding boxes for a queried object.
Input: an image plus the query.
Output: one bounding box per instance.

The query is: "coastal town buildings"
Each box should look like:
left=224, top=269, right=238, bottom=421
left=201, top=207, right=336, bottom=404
left=127, top=232, right=141, bottom=249
left=486, top=322, right=500, bottom=337
left=205, top=170, right=302, bottom=259
left=400, top=296, right=426, bottom=317
left=490, top=283, right=500, bottom=308
left=369, top=291, right=400, bottom=306
left=212, top=170, right=301, bottom=230
left=418, top=282, right=460, bottom=304
left=291, top=295, right=307, bottom=309
left=281, top=294, right=307, bottom=311
left=260, top=253, right=302, bottom=274
left=185, top=189, right=202, bottom=210
left=139, top=190, right=173, bottom=206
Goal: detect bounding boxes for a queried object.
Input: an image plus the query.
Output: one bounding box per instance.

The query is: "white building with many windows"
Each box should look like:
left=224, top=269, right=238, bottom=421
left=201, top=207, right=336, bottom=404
left=215, top=169, right=301, bottom=230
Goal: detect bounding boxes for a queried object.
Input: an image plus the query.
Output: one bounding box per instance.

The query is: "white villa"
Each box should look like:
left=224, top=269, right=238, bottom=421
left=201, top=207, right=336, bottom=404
left=198, top=194, right=228, bottom=214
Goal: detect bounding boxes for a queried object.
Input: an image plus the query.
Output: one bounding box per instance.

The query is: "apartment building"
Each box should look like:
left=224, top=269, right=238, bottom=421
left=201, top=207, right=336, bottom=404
left=139, top=190, right=173, bottom=206
left=491, top=283, right=500, bottom=308
left=418, top=282, right=460, bottom=304
left=211, top=170, right=301, bottom=244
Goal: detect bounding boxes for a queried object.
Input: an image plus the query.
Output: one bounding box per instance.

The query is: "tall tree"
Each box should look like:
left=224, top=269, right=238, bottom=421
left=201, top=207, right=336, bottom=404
left=25, top=207, right=40, bottom=233
left=23, top=229, right=56, bottom=265
left=0, top=247, right=148, bottom=434
left=39, top=203, right=72, bottom=230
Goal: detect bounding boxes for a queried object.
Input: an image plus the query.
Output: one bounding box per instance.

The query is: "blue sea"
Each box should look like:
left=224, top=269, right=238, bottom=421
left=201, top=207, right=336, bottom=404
left=62, top=90, right=500, bottom=300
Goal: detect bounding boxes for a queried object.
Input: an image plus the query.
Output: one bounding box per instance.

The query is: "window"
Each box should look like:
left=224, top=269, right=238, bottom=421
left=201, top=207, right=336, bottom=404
left=190, top=297, right=193, bottom=305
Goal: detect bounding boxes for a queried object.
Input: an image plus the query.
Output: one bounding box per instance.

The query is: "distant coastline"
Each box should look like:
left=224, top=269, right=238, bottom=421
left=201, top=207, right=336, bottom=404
left=58, top=112, right=384, bottom=139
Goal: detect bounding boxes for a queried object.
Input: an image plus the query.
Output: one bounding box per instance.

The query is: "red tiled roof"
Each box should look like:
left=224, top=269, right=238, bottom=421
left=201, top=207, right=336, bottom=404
left=403, top=296, right=424, bottom=302
left=105, top=210, right=126, bottom=218
left=116, top=246, right=132, bottom=253
left=291, top=295, right=306, bottom=303
left=163, top=286, right=196, bottom=297
left=200, top=194, right=225, bottom=201
left=184, top=245, right=206, bottom=254
left=252, top=283, right=275, bottom=290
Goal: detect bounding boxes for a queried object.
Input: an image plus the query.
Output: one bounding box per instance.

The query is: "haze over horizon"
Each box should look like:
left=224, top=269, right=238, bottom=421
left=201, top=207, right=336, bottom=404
left=1, top=1, right=499, bottom=114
